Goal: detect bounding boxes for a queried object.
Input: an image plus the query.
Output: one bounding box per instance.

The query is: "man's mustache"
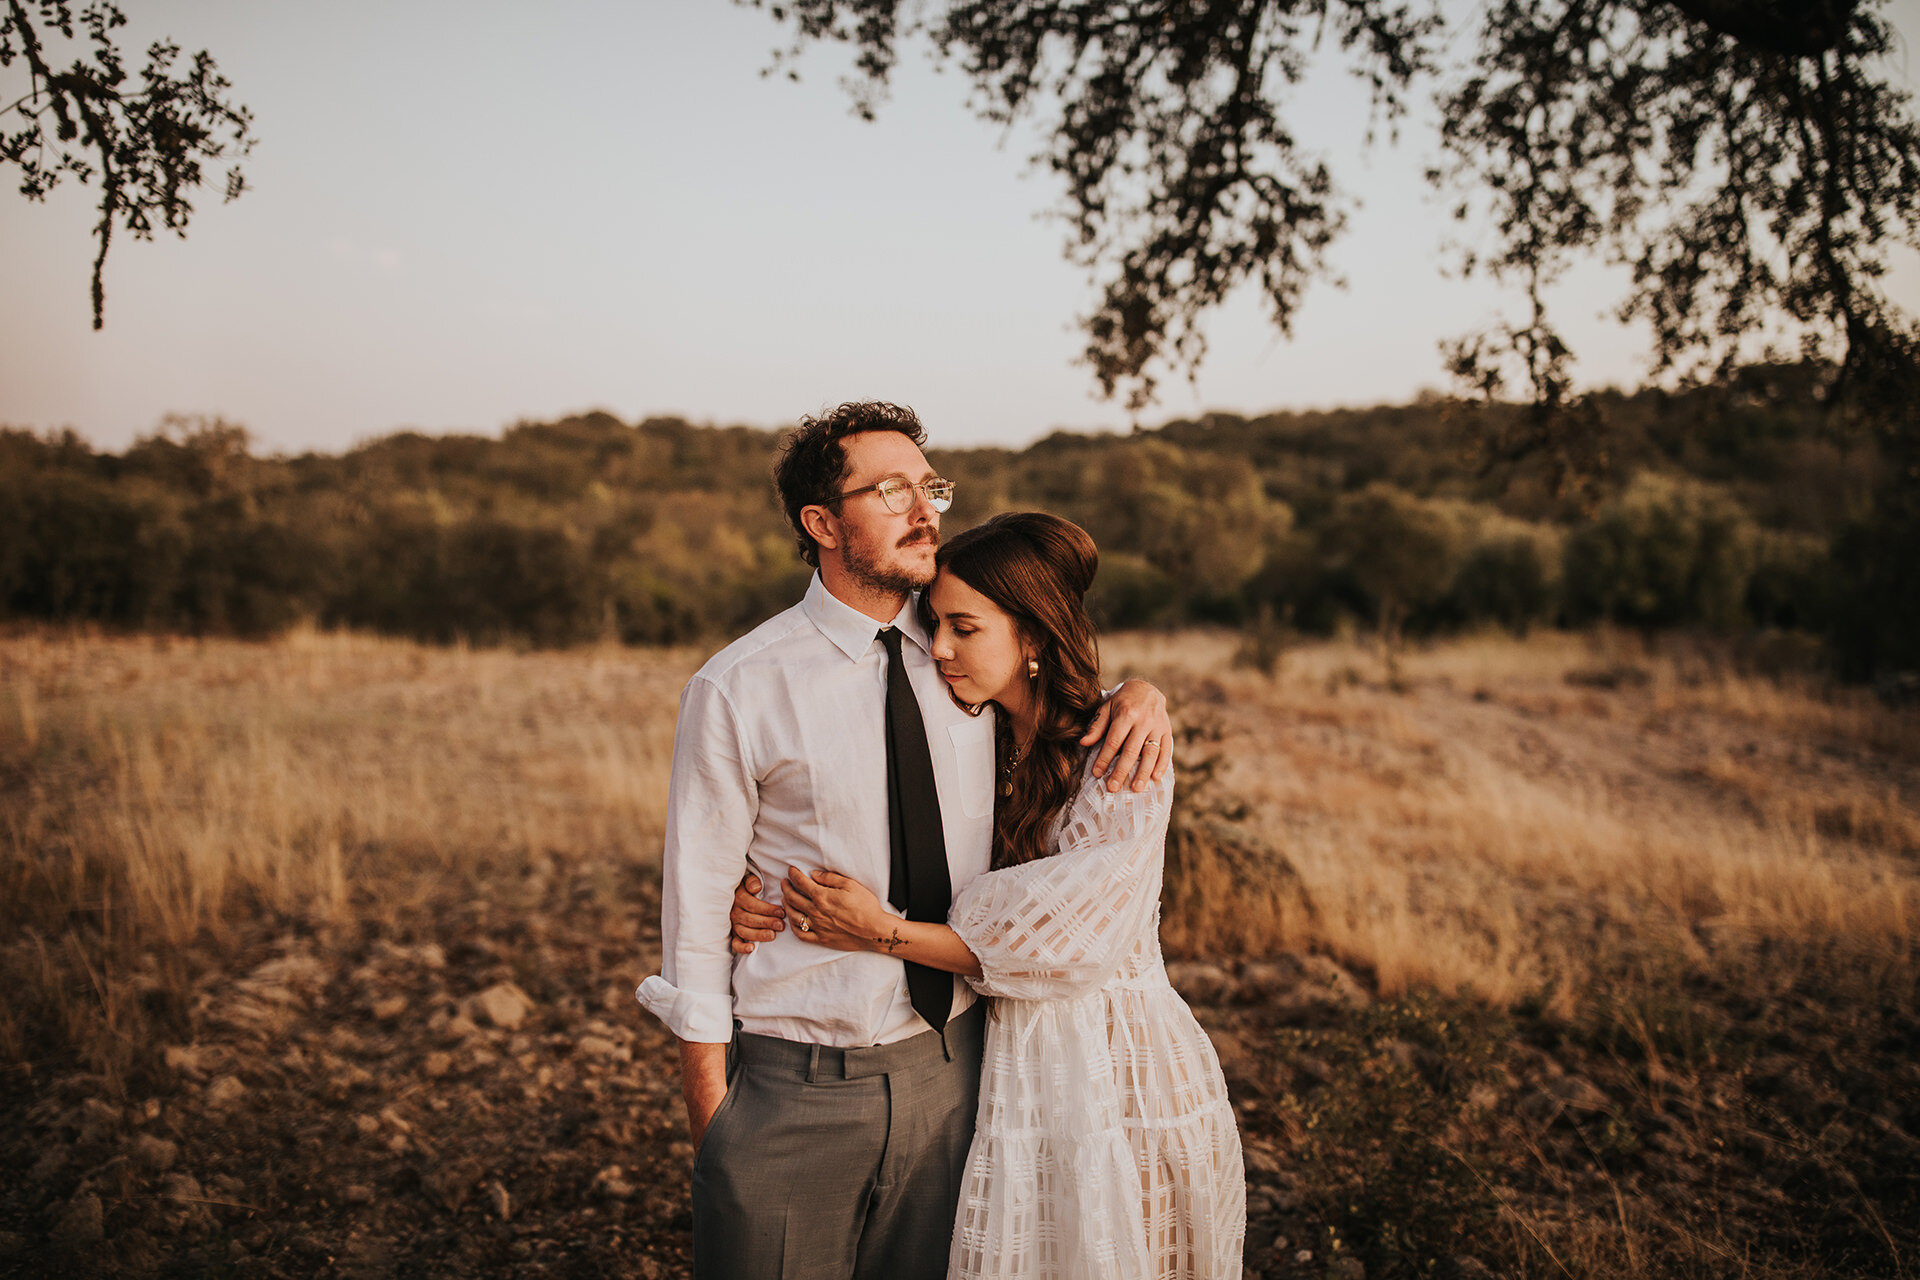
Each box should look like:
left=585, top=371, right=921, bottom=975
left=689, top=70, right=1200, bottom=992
left=897, top=529, right=939, bottom=549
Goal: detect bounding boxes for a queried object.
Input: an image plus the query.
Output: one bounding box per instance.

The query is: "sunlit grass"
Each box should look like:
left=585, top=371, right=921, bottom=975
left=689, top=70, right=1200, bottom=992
left=1109, top=627, right=1920, bottom=1015
left=4, top=624, right=1915, bottom=1087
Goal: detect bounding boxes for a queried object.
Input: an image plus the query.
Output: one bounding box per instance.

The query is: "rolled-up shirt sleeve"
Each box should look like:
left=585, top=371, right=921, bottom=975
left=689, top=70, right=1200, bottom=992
left=636, top=674, right=756, bottom=1043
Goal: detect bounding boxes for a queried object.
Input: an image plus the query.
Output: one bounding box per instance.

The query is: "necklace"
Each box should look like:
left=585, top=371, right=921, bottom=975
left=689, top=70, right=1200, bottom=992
left=1002, top=738, right=1026, bottom=796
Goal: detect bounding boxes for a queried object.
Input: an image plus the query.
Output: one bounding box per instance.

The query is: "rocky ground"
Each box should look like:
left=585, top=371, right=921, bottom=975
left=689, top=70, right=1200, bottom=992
left=4, top=631, right=1917, bottom=1278
left=3, top=855, right=1915, bottom=1279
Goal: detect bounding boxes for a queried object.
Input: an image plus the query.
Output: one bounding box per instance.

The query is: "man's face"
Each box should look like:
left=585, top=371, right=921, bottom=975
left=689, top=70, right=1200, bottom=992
left=825, top=431, right=943, bottom=595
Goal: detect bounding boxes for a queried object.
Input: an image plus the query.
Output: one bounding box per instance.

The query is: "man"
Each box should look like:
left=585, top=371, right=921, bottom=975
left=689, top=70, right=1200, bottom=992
left=636, top=401, right=1171, bottom=1280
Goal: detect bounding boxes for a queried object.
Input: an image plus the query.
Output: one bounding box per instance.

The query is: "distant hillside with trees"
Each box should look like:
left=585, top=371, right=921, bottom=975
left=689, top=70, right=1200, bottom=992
left=1, top=366, right=1905, bottom=677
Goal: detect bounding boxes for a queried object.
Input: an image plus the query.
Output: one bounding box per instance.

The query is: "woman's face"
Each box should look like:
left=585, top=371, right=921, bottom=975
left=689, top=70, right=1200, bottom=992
left=927, top=570, right=1031, bottom=713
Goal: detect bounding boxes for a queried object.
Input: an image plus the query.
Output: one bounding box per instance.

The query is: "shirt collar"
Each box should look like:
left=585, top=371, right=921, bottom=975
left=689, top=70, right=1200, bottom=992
left=802, top=572, right=931, bottom=662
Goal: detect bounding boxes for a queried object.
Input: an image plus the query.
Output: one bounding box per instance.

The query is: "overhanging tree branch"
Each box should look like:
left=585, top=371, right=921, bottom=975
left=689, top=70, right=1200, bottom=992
left=1, top=0, right=253, bottom=328
left=745, top=0, right=1918, bottom=473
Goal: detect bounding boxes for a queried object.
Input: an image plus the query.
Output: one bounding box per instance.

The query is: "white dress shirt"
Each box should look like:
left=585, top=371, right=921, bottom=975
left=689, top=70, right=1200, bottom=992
left=637, top=573, right=997, bottom=1047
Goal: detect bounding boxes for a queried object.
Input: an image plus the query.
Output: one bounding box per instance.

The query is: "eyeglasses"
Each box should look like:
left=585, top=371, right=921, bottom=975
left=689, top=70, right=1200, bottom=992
left=831, top=476, right=955, bottom=515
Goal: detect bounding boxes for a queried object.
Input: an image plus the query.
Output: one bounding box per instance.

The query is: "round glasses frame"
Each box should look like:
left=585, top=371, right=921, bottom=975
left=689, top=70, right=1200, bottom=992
left=832, top=477, right=955, bottom=514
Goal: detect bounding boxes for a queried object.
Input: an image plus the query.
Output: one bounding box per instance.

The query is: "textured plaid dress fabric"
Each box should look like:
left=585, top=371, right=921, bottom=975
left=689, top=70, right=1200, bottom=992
left=947, top=763, right=1246, bottom=1279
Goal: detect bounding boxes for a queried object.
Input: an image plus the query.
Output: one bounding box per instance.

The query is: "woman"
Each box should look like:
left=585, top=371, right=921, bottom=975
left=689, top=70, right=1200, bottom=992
left=776, top=512, right=1245, bottom=1280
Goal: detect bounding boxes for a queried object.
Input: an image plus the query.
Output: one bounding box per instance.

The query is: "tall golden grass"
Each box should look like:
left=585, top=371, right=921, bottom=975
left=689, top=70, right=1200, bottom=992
left=1114, top=628, right=1918, bottom=1014
left=0, top=626, right=692, bottom=1076
left=4, top=624, right=1915, bottom=1082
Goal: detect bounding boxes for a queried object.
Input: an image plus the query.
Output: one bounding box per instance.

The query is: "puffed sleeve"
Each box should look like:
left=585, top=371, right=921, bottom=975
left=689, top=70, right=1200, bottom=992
left=636, top=674, right=757, bottom=1042
left=949, top=764, right=1174, bottom=1001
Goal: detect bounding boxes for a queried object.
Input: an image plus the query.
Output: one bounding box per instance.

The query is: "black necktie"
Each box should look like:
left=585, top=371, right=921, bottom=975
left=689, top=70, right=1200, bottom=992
left=879, top=626, right=952, bottom=1036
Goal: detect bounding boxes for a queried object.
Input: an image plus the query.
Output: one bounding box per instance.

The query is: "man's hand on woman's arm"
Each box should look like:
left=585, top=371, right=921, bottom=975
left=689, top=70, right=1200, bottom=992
left=728, top=872, right=784, bottom=956
left=1081, top=678, right=1173, bottom=792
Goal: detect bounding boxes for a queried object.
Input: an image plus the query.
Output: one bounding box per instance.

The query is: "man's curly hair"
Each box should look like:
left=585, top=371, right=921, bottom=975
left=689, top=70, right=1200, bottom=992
left=773, top=402, right=928, bottom=568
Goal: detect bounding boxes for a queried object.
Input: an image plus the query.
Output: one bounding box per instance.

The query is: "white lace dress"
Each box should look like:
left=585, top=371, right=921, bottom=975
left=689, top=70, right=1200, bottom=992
left=946, top=763, right=1246, bottom=1280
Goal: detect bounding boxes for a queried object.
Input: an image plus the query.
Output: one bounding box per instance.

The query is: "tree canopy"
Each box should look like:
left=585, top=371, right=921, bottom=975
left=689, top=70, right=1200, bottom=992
left=1, top=0, right=253, bottom=328
left=749, top=0, right=1920, bottom=469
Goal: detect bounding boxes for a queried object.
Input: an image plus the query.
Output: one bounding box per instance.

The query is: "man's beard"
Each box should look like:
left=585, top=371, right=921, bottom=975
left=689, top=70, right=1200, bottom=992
left=844, top=525, right=938, bottom=596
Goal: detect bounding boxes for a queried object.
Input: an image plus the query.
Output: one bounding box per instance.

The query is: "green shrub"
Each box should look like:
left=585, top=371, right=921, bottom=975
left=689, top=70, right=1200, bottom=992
left=1563, top=473, right=1759, bottom=630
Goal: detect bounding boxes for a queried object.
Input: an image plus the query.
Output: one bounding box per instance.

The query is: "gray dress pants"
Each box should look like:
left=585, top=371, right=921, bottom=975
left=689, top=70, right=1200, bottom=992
left=692, top=1001, right=986, bottom=1280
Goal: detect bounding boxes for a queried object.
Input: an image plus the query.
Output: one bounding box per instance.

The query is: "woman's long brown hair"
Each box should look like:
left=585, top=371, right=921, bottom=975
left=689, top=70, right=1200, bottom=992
left=922, top=512, right=1104, bottom=869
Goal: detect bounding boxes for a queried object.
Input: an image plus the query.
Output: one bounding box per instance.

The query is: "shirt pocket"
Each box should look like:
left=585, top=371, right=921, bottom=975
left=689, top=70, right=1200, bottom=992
left=947, top=718, right=997, bottom=820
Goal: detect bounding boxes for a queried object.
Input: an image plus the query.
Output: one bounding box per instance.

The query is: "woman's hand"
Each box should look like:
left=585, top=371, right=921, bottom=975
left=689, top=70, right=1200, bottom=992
left=783, top=866, right=892, bottom=954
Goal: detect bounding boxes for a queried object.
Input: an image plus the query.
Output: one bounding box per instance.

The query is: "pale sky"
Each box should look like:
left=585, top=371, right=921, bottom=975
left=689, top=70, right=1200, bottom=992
left=4, top=0, right=1918, bottom=454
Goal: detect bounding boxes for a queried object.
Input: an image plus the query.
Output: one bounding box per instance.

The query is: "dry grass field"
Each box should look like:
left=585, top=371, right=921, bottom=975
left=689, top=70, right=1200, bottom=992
left=2, top=625, right=1916, bottom=1278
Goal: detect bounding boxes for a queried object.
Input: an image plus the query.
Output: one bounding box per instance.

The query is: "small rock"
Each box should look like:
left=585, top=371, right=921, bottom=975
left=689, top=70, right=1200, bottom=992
left=129, top=1133, right=179, bottom=1173
left=378, top=1105, right=412, bottom=1134
left=353, top=1114, right=381, bottom=1137
left=204, top=1075, right=246, bottom=1109
left=77, top=1096, right=123, bottom=1141
left=415, top=943, right=447, bottom=969
left=158, top=1174, right=215, bottom=1232
left=1298, top=955, right=1372, bottom=1009
left=470, top=982, right=535, bottom=1031
left=341, top=1184, right=375, bottom=1205
left=1237, top=958, right=1303, bottom=1003
left=371, top=995, right=408, bottom=1020
left=1330, top=1256, right=1366, bottom=1280
left=444, top=1014, right=481, bottom=1041
left=578, top=1035, right=630, bottom=1062
left=422, top=1158, right=484, bottom=1212
left=53, top=1192, right=103, bottom=1246
left=1292, top=1054, right=1335, bottom=1086
left=29, top=1146, right=69, bottom=1186
left=486, top=1180, right=511, bottom=1220
left=163, top=1044, right=211, bottom=1080
left=1165, top=962, right=1236, bottom=1005
left=161, top=1172, right=202, bottom=1199
left=592, top=1165, right=635, bottom=1199
left=1293, top=1249, right=1314, bottom=1265
left=247, top=953, right=329, bottom=992
left=422, top=1051, right=454, bottom=1079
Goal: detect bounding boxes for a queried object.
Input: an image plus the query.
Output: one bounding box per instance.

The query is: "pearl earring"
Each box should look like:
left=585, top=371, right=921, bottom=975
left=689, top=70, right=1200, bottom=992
left=1027, top=656, right=1039, bottom=681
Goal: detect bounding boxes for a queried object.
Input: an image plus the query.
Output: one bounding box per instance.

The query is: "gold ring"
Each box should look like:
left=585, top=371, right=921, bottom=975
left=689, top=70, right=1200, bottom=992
left=793, top=914, right=812, bottom=933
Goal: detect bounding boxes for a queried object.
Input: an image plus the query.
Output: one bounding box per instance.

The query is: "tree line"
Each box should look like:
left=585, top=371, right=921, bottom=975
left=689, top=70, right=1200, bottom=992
left=0, top=366, right=1908, bottom=678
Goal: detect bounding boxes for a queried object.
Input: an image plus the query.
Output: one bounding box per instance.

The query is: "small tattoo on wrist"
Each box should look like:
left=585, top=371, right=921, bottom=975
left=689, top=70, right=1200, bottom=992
left=877, top=928, right=907, bottom=954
